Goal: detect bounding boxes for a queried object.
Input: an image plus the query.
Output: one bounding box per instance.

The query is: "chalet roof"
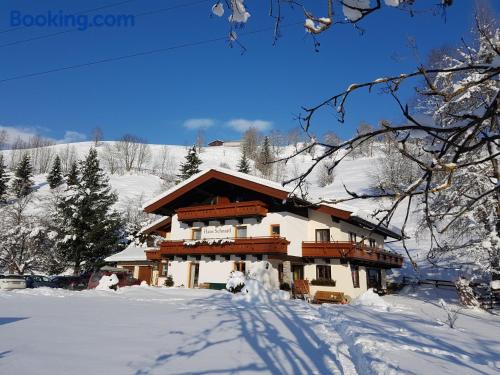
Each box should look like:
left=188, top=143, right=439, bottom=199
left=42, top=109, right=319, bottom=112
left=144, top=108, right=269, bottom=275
left=140, top=216, right=172, bottom=235
left=143, top=167, right=292, bottom=213
left=105, top=245, right=149, bottom=262
left=142, top=167, right=402, bottom=240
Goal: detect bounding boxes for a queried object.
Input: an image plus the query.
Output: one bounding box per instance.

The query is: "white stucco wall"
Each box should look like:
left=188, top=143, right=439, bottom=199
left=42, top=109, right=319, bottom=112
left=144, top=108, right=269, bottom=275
left=198, top=258, right=235, bottom=284
left=168, top=260, right=191, bottom=287
left=169, top=211, right=309, bottom=257
left=304, top=260, right=369, bottom=299
left=165, top=257, right=280, bottom=290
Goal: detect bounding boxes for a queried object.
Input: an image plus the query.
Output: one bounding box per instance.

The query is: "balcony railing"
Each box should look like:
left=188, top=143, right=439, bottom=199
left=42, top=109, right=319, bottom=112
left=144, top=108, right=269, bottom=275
left=302, top=241, right=403, bottom=268
left=176, top=200, right=268, bottom=222
left=146, top=236, right=289, bottom=260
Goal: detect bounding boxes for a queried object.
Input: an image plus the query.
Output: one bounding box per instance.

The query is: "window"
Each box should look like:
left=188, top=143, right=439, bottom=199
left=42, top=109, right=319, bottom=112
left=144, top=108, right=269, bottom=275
left=270, top=224, right=280, bottom=236
left=236, top=226, right=247, bottom=238
left=315, top=229, right=330, bottom=242
left=369, top=239, right=377, bottom=248
left=160, top=262, right=169, bottom=277
left=349, top=232, right=357, bottom=242
left=351, top=265, right=360, bottom=288
left=235, top=261, right=246, bottom=273
left=192, top=228, right=201, bottom=240
left=316, top=265, right=332, bottom=280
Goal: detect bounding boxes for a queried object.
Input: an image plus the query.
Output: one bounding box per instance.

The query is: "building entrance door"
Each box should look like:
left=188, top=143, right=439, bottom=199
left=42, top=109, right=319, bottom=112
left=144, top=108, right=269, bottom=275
left=189, top=263, right=200, bottom=288
left=367, top=268, right=381, bottom=289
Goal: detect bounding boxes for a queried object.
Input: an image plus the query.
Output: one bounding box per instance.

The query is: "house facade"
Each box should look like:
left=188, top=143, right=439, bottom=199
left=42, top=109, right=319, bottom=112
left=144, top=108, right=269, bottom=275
left=134, top=168, right=403, bottom=298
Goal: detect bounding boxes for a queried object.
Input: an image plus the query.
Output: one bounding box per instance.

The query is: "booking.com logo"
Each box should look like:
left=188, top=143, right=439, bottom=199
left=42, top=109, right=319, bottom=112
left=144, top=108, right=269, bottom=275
left=10, top=10, right=135, bottom=31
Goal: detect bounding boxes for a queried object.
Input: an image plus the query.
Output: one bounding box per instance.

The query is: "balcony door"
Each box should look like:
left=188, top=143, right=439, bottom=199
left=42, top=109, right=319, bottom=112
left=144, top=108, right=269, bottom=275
left=367, top=268, right=381, bottom=289
left=189, top=262, right=200, bottom=288
left=315, top=229, right=330, bottom=242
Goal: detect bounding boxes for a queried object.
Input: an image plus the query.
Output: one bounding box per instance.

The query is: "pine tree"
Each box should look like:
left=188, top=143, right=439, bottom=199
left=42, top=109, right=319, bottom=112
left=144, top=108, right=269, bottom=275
left=237, top=150, right=251, bottom=174
left=65, top=161, right=79, bottom=186
left=11, top=154, right=34, bottom=198
left=0, top=154, right=9, bottom=202
left=47, top=155, right=63, bottom=189
left=54, top=148, right=122, bottom=275
left=178, top=145, right=202, bottom=181
left=256, top=136, right=273, bottom=178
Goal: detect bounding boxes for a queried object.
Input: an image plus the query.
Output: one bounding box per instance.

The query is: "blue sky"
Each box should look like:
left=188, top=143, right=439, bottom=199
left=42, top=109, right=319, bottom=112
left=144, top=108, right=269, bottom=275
left=0, top=0, right=498, bottom=145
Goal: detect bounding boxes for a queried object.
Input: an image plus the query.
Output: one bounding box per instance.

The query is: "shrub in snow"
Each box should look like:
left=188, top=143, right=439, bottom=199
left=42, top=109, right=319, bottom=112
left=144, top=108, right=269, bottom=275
left=164, top=276, right=174, bottom=287
left=96, top=274, right=119, bottom=291
left=226, top=271, right=245, bottom=293
left=455, top=278, right=480, bottom=308
left=279, top=282, right=291, bottom=291
left=439, top=298, right=461, bottom=329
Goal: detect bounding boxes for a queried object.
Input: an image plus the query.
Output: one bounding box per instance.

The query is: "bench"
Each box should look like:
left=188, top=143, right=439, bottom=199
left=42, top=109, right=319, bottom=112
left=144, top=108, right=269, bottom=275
left=313, top=291, right=345, bottom=304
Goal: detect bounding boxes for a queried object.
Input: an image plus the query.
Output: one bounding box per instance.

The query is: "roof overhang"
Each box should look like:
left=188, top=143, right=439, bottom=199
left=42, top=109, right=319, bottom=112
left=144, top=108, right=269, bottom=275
left=315, top=204, right=352, bottom=221
left=143, top=168, right=291, bottom=214
left=140, top=216, right=172, bottom=235
left=349, top=215, right=403, bottom=240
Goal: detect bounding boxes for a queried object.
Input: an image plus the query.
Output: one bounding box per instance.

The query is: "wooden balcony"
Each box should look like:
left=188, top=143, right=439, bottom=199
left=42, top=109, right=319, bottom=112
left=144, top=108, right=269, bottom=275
left=302, top=241, right=403, bottom=268
left=146, top=237, right=289, bottom=260
left=176, top=200, right=268, bottom=222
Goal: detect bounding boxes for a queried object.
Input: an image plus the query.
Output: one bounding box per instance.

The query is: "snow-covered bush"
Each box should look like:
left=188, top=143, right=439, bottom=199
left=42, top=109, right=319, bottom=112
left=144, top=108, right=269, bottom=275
left=96, top=274, right=119, bottom=291
left=226, top=270, right=245, bottom=293
left=455, top=278, right=480, bottom=308
left=164, top=276, right=174, bottom=287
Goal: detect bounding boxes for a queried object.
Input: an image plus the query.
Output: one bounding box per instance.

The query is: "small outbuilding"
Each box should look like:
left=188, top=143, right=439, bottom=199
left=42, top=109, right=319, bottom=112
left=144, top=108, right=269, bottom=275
left=208, top=140, right=224, bottom=147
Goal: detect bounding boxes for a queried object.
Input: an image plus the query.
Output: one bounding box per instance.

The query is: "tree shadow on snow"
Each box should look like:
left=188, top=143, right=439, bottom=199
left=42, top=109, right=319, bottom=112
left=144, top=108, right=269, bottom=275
left=133, top=293, right=345, bottom=374
left=338, top=305, right=498, bottom=374
left=0, top=317, right=29, bottom=326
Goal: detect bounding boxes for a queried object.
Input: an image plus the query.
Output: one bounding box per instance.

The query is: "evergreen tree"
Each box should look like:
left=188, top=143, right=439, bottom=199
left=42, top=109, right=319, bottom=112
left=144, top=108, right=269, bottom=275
left=65, top=161, right=79, bottom=186
left=54, top=148, right=122, bottom=275
left=47, top=155, right=63, bottom=189
left=11, top=154, right=34, bottom=198
left=237, top=150, right=251, bottom=174
left=0, top=154, right=9, bottom=202
left=256, top=136, right=273, bottom=178
left=177, top=145, right=202, bottom=181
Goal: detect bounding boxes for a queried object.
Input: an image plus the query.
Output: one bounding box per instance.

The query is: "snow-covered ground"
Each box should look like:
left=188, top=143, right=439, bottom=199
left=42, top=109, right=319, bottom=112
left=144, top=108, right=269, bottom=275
left=1, top=285, right=499, bottom=375
left=0, top=286, right=351, bottom=375
left=321, top=286, right=500, bottom=374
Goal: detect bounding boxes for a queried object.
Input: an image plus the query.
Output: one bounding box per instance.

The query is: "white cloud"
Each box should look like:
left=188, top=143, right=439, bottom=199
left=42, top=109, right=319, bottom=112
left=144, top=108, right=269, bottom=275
left=59, top=130, right=87, bottom=143
left=0, top=125, right=87, bottom=145
left=183, top=118, right=215, bottom=130
left=0, top=125, right=43, bottom=143
left=226, top=119, right=273, bottom=132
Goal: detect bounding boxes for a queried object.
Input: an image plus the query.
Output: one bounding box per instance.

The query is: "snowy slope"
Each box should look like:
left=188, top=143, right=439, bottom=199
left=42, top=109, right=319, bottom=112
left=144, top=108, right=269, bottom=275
left=4, top=141, right=437, bottom=279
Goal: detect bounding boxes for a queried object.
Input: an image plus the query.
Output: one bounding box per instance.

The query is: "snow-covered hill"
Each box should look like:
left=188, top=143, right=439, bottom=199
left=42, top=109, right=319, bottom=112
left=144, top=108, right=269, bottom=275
left=2, top=141, right=438, bottom=279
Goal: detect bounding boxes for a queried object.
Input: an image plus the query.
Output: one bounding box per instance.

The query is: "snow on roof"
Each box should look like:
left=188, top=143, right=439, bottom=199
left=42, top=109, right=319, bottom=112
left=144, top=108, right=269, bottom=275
left=142, top=167, right=292, bottom=211
left=104, top=245, right=149, bottom=262
left=139, top=216, right=171, bottom=234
